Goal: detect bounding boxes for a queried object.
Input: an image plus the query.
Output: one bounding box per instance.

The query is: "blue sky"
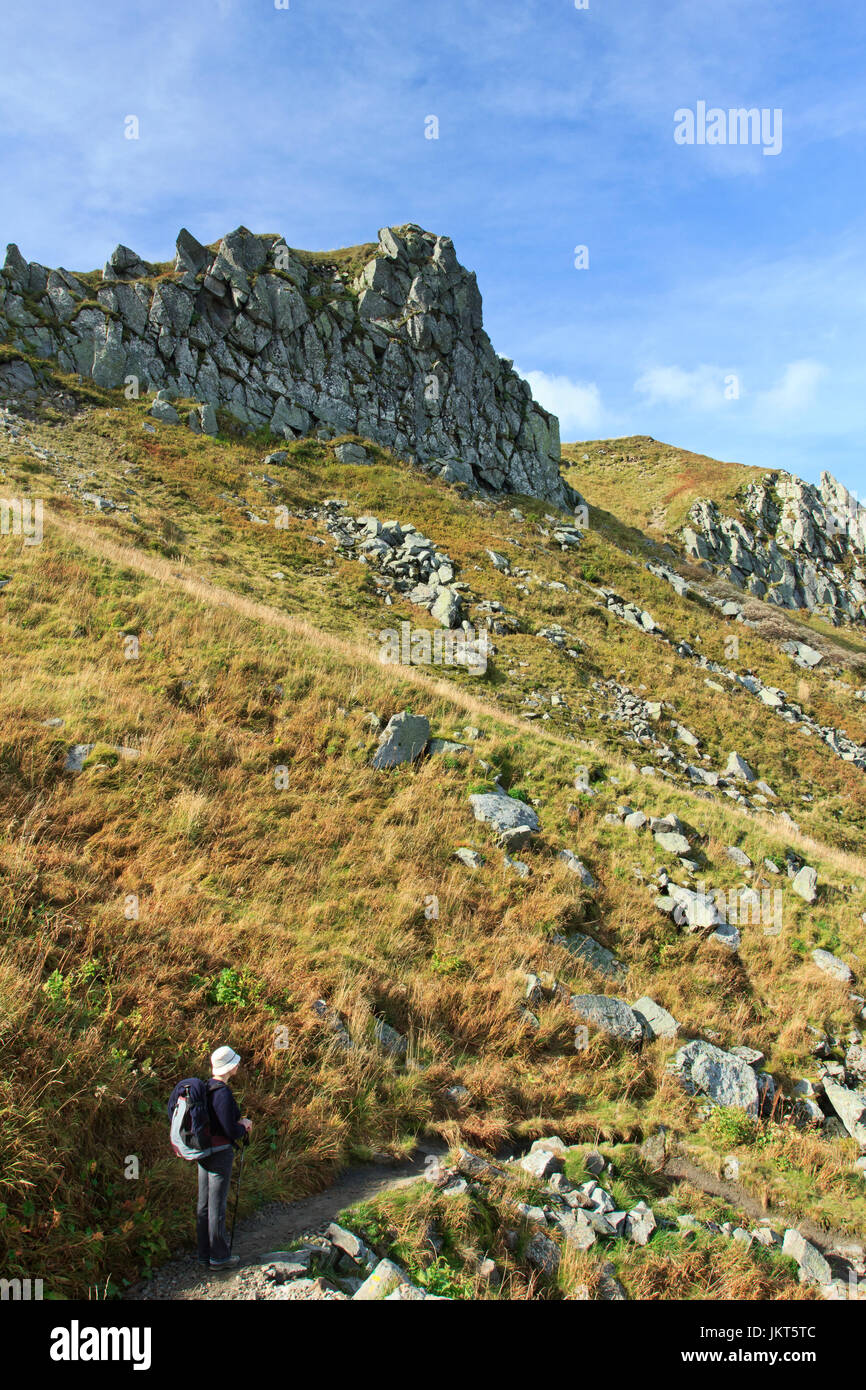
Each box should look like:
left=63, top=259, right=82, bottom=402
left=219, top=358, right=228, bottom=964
left=2, top=0, right=865, bottom=494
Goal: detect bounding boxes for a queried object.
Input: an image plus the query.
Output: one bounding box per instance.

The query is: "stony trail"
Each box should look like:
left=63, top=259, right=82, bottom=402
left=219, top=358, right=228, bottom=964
left=127, top=1141, right=447, bottom=1301
left=126, top=1139, right=864, bottom=1301
left=663, top=1154, right=864, bottom=1255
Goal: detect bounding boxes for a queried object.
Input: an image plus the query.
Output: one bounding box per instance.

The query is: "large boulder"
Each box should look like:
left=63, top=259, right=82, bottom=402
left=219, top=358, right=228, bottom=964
left=371, top=711, right=430, bottom=769
left=811, top=948, right=853, bottom=983
left=468, top=788, right=540, bottom=844
left=781, top=1229, right=832, bottom=1286
left=569, top=994, right=644, bottom=1044
left=791, top=866, right=818, bottom=903
left=149, top=398, right=180, bottom=424
left=430, top=587, right=462, bottom=627
left=655, top=831, right=692, bottom=856
left=724, top=751, right=756, bottom=783
left=352, top=1258, right=410, bottom=1300
left=669, top=885, right=727, bottom=931
left=823, top=1080, right=866, bottom=1145
left=632, top=996, right=679, bottom=1040
left=671, top=1039, right=761, bottom=1115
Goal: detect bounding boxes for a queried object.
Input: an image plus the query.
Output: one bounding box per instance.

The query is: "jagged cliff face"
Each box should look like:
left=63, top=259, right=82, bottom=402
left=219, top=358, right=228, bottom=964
left=0, top=223, right=573, bottom=509
left=682, top=470, right=866, bottom=626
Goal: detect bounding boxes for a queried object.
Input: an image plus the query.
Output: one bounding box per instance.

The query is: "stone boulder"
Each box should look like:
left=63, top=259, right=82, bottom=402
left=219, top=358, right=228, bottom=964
left=352, top=1258, right=410, bottom=1300
left=468, top=788, right=540, bottom=845
left=671, top=1039, right=761, bottom=1115
left=724, top=751, right=756, bottom=783
left=655, top=830, right=692, bottom=856
left=811, top=949, right=853, bottom=983
left=569, top=994, right=644, bottom=1044
left=791, top=866, right=818, bottom=903
left=371, top=711, right=430, bottom=769
left=632, top=996, right=679, bottom=1040
left=781, top=1229, right=832, bottom=1286
left=552, top=932, right=626, bottom=984
left=823, top=1080, right=866, bottom=1145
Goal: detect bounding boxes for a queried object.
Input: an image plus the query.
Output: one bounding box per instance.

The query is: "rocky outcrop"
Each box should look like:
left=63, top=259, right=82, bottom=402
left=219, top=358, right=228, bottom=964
left=0, top=223, right=575, bottom=508
left=681, top=472, right=866, bottom=627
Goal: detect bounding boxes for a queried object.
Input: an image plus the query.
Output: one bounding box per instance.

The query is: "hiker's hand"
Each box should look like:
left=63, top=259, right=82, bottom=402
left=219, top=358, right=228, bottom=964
left=241, top=1117, right=252, bottom=1133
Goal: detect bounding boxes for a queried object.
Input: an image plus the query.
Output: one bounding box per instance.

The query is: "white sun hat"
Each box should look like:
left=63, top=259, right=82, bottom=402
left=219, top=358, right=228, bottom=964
left=211, top=1045, right=241, bottom=1077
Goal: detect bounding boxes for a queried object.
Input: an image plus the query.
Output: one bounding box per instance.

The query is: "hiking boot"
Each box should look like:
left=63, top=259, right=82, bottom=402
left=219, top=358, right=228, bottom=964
left=209, top=1255, right=241, bottom=1270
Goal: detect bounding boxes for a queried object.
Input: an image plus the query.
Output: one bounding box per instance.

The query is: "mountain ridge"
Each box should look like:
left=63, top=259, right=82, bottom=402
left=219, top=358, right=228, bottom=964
left=0, top=223, right=573, bottom=509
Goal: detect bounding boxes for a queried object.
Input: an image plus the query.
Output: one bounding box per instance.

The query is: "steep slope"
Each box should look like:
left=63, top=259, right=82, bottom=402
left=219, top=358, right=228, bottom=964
left=1, top=364, right=866, bottom=1300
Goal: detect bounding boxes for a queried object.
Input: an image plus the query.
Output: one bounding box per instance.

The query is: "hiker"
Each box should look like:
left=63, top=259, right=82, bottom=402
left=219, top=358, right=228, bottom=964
left=197, top=1045, right=252, bottom=1269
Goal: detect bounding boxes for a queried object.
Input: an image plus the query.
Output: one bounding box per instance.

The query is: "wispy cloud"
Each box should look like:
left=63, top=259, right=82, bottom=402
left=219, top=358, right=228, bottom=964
left=634, top=364, right=735, bottom=411
left=752, top=359, right=828, bottom=418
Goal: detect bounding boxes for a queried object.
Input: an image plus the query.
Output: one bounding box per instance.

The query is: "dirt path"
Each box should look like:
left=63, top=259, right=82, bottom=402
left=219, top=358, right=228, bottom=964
left=127, top=1141, right=864, bottom=1300
left=665, top=1153, right=864, bottom=1256
left=45, top=505, right=857, bottom=865
left=127, top=1141, right=447, bottom=1301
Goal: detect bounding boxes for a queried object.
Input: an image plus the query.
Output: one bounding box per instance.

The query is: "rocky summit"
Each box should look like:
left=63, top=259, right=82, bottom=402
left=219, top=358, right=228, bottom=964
left=0, top=223, right=572, bottom=508
left=683, top=473, right=866, bottom=627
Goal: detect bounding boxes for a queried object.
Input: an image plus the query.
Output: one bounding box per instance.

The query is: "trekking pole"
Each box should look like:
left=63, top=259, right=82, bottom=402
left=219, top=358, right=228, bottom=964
left=228, top=1139, right=246, bottom=1256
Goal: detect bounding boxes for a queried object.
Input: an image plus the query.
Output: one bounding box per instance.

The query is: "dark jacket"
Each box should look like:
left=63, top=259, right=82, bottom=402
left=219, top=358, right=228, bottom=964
left=207, top=1078, right=246, bottom=1146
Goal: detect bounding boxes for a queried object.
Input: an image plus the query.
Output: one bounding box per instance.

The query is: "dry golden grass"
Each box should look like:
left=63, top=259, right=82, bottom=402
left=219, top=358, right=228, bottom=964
left=1, top=379, right=865, bottom=1298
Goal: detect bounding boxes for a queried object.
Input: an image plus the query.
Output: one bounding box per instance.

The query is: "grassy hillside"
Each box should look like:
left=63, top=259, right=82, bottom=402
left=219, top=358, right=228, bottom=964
left=561, top=435, right=765, bottom=538
left=2, top=357, right=865, bottom=1298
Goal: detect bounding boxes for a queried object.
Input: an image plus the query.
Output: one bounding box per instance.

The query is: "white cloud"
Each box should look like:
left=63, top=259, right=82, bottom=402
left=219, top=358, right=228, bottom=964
left=752, top=359, right=827, bottom=416
left=633, top=364, right=733, bottom=411
left=520, top=370, right=604, bottom=433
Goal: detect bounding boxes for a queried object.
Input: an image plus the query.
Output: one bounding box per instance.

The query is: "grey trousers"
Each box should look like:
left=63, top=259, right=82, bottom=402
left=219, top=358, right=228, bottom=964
left=196, top=1146, right=234, bottom=1262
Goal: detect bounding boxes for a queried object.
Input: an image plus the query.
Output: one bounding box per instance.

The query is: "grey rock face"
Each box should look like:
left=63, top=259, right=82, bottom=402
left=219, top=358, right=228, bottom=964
left=671, top=1039, right=761, bottom=1115
left=371, top=710, right=430, bottom=769
left=1, top=224, right=577, bottom=510
left=681, top=472, right=866, bottom=628
left=103, top=243, right=150, bottom=281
